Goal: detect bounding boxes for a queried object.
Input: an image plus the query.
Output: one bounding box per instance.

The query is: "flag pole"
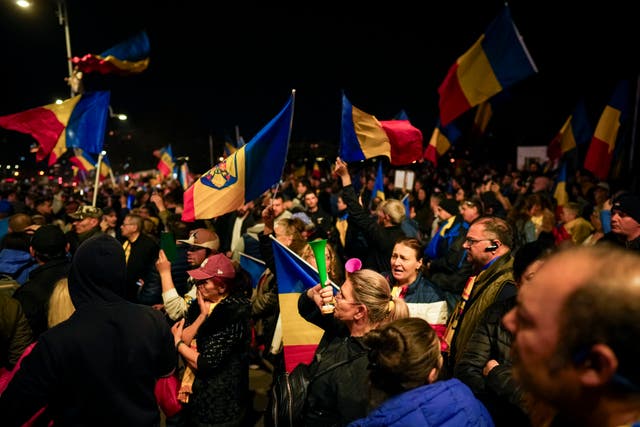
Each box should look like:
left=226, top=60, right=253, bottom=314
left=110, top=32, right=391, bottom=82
left=92, top=151, right=105, bottom=207
left=268, top=234, right=340, bottom=291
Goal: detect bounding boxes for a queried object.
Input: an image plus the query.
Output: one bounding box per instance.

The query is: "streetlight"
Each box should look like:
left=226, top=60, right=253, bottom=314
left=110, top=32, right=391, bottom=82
left=15, top=0, right=75, bottom=97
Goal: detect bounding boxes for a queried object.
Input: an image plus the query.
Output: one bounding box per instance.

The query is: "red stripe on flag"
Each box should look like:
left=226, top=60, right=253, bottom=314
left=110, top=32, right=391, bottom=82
left=283, top=344, right=319, bottom=373
left=584, top=137, right=613, bottom=180
left=437, top=63, right=472, bottom=126
left=181, top=186, right=196, bottom=222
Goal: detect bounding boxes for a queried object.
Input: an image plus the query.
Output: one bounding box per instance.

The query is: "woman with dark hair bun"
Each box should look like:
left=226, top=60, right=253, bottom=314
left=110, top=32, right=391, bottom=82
left=348, top=317, right=494, bottom=427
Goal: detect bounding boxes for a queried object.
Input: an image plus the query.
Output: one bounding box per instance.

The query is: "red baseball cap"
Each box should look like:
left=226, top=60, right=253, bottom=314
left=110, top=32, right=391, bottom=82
left=187, top=253, right=235, bottom=281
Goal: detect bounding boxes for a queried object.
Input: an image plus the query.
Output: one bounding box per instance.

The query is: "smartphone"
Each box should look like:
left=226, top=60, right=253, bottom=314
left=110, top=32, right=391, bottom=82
left=160, top=231, right=177, bottom=263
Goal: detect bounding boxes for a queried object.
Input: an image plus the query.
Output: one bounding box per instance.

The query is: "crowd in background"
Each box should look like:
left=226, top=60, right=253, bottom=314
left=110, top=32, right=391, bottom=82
left=0, top=153, right=639, bottom=427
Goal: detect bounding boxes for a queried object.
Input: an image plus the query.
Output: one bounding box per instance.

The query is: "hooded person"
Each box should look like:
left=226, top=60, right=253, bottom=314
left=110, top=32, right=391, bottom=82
left=0, top=234, right=176, bottom=426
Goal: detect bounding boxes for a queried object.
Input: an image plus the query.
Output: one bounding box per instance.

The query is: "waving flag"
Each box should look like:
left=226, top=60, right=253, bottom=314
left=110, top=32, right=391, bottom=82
left=340, top=94, right=423, bottom=166
left=424, top=120, right=462, bottom=166
left=178, top=162, right=194, bottom=190
left=72, top=31, right=150, bottom=75
left=553, top=161, right=569, bottom=209
left=182, top=91, right=295, bottom=221
left=340, top=94, right=390, bottom=162
left=584, top=80, right=629, bottom=180
left=156, top=145, right=175, bottom=177
left=372, top=162, right=385, bottom=203
left=438, top=6, right=537, bottom=126
left=0, top=91, right=110, bottom=165
left=271, top=236, right=337, bottom=372
left=548, top=100, right=592, bottom=171
left=69, top=148, right=97, bottom=172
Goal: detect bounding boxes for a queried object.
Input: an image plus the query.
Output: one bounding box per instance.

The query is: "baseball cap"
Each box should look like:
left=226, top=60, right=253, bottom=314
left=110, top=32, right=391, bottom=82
left=187, top=253, right=235, bottom=281
left=612, top=192, right=640, bottom=224
left=69, top=205, right=103, bottom=220
left=30, top=224, right=67, bottom=256
left=176, top=228, right=220, bottom=251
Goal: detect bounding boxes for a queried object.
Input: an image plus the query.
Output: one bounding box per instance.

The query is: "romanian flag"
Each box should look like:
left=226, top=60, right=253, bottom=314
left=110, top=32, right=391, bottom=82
left=72, top=31, right=150, bottom=75
left=423, top=120, right=462, bottom=166
left=372, top=161, right=385, bottom=203
left=583, top=80, right=629, bottom=180
left=69, top=148, right=112, bottom=180
left=548, top=100, right=592, bottom=170
left=271, top=236, right=327, bottom=372
left=0, top=91, right=110, bottom=165
left=69, top=148, right=97, bottom=172
left=340, top=94, right=423, bottom=166
left=340, top=94, right=390, bottom=162
left=156, top=145, right=175, bottom=177
left=182, top=91, right=295, bottom=222
left=179, top=162, right=194, bottom=190
left=438, top=6, right=537, bottom=126
left=553, top=161, right=569, bottom=209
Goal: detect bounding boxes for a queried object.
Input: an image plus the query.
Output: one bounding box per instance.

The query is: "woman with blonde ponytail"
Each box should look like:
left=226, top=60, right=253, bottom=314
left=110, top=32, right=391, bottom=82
left=297, top=267, right=409, bottom=426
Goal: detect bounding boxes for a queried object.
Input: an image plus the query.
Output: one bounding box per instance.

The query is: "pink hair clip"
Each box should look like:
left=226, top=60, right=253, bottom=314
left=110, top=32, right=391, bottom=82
left=345, top=258, right=362, bottom=274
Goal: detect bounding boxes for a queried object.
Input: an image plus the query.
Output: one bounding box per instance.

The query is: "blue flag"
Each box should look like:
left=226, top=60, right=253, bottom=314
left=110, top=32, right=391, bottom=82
left=239, top=252, right=266, bottom=289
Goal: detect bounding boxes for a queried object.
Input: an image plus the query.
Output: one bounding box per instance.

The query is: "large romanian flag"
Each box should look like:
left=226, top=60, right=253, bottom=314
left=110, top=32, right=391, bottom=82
left=72, top=31, right=150, bottom=75
left=583, top=80, right=629, bottom=180
left=0, top=91, right=110, bottom=165
left=340, top=94, right=423, bottom=166
left=271, top=236, right=325, bottom=373
left=438, top=6, right=537, bottom=126
left=182, top=91, right=295, bottom=221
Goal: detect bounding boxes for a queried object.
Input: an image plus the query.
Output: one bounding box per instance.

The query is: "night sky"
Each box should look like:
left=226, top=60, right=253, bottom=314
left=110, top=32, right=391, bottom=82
left=0, top=1, right=637, bottom=176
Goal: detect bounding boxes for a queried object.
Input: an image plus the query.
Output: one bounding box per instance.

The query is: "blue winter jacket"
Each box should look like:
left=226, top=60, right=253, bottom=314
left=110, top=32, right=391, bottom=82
left=347, top=378, right=494, bottom=427
left=0, top=249, right=38, bottom=285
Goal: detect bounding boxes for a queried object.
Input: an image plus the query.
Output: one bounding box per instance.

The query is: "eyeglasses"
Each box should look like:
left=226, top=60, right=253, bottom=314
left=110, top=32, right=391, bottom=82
left=464, top=238, right=493, bottom=246
left=335, top=290, right=361, bottom=305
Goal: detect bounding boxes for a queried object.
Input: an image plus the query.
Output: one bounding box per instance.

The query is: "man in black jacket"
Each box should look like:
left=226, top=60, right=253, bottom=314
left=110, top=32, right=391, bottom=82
left=12, top=225, right=71, bottom=338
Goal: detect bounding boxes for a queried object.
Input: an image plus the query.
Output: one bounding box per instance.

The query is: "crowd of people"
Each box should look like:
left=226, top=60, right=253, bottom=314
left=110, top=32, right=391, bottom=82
left=0, top=154, right=639, bottom=427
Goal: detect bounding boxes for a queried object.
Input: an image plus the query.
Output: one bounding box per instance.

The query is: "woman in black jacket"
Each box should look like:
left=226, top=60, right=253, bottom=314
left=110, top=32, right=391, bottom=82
left=171, top=253, right=252, bottom=426
left=298, top=268, right=409, bottom=426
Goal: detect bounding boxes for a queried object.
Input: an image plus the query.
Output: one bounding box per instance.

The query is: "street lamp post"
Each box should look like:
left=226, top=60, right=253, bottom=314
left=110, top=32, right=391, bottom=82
left=56, top=0, right=75, bottom=97
left=16, top=0, right=75, bottom=97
